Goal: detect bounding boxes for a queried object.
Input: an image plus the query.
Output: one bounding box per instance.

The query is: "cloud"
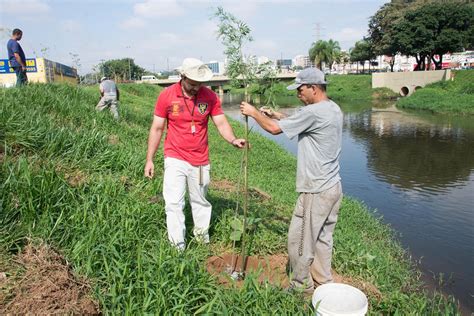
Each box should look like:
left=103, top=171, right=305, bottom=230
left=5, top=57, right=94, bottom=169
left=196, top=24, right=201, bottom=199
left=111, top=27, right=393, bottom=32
left=190, top=20, right=218, bottom=41
left=327, top=27, right=366, bottom=43
left=157, top=32, right=183, bottom=44
left=120, top=17, right=146, bottom=29
left=249, top=39, right=278, bottom=52
left=0, top=0, right=50, bottom=14
left=282, top=18, right=301, bottom=28
left=61, top=20, right=81, bottom=33
left=133, top=0, right=183, bottom=18
left=221, top=1, right=260, bottom=18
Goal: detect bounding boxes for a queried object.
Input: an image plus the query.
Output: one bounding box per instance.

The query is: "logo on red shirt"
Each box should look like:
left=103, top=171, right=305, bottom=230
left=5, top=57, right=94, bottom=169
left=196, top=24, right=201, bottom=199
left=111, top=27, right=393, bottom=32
left=171, top=101, right=181, bottom=116
left=198, top=103, right=208, bottom=115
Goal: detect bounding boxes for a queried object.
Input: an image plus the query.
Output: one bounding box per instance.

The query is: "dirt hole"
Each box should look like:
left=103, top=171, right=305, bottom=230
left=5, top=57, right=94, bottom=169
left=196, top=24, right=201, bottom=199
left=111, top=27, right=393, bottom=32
left=211, top=179, right=272, bottom=201
left=207, top=253, right=289, bottom=287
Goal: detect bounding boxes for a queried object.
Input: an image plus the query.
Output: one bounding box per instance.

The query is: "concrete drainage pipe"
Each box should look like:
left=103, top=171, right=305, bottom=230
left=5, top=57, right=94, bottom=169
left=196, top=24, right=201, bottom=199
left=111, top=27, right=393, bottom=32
left=400, top=86, right=410, bottom=96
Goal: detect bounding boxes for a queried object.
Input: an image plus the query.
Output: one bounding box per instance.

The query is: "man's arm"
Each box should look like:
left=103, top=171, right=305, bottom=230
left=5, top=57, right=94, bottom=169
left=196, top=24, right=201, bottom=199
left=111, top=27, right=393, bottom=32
left=240, top=102, right=282, bottom=135
left=259, top=106, right=287, bottom=120
left=13, top=53, right=26, bottom=70
left=144, top=115, right=166, bottom=178
left=211, top=114, right=245, bottom=148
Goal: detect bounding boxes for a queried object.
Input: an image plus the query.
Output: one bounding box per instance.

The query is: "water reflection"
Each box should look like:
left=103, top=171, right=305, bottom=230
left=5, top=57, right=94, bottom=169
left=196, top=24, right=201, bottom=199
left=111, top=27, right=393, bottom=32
left=346, top=108, right=474, bottom=192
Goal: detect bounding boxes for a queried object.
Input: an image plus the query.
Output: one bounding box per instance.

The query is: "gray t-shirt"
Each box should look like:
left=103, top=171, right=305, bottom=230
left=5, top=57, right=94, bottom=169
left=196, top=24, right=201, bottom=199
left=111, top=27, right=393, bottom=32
left=278, top=100, right=342, bottom=193
left=100, top=80, right=117, bottom=97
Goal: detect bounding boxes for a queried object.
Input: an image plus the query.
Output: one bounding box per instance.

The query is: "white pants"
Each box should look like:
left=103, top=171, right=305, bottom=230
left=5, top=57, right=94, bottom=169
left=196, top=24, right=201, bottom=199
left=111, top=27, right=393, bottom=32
left=163, top=157, right=211, bottom=249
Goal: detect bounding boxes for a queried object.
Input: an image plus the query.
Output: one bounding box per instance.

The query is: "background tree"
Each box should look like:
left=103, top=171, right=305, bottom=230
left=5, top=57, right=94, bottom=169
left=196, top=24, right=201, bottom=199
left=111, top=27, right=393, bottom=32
left=367, top=1, right=411, bottom=72
left=387, top=1, right=473, bottom=70
left=309, top=39, right=341, bottom=71
left=99, top=58, right=146, bottom=82
left=350, top=39, right=375, bottom=73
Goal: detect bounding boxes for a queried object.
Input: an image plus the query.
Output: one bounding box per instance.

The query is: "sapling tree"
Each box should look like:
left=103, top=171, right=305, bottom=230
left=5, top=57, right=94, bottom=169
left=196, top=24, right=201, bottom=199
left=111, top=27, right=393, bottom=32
left=213, top=6, right=276, bottom=278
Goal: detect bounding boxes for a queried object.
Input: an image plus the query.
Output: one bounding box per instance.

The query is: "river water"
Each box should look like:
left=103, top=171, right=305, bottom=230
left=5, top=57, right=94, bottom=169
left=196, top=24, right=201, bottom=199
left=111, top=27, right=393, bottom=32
left=222, top=94, right=474, bottom=312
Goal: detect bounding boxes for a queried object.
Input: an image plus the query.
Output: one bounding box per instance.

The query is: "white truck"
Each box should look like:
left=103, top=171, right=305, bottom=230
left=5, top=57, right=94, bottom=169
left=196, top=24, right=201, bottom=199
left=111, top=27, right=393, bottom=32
left=141, top=75, right=157, bottom=81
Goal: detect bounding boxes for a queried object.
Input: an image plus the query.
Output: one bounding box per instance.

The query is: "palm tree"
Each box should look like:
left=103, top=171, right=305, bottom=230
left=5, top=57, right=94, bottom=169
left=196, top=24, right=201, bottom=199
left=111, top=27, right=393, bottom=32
left=309, top=39, right=341, bottom=71
left=327, top=39, right=341, bottom=72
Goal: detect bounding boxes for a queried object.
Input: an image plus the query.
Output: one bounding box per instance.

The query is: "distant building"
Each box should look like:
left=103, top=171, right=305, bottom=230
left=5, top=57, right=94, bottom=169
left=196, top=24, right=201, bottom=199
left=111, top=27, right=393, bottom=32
left=276, top=58, right=292, bottom=69
left=206, top=61, right=225, bottom=75
left=442, top=51, right=474, bottom=69
left=0, top=57, right=77, bottom=87
left=293, top=55, right=314, bottom=68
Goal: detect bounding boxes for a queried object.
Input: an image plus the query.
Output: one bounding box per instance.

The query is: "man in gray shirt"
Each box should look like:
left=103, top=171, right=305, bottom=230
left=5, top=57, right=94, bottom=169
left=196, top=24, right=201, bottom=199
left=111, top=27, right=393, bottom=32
left=97, top=76, right=120, bottom=120
left=240, top=68, right=343, bottom=293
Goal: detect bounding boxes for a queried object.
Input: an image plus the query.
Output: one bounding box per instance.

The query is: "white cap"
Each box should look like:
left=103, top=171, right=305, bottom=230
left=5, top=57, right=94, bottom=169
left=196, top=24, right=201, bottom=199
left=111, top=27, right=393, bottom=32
left=176, top=58, right=213, bottom=82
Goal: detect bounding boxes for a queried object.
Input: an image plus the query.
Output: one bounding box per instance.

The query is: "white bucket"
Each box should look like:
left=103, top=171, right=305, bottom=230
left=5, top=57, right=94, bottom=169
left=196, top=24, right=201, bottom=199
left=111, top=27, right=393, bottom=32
left=312, top=283, right=368, bottom=316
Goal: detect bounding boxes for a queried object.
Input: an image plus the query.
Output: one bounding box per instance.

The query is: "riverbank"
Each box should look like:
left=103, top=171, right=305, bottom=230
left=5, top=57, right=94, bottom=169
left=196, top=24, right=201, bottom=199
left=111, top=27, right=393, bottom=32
left=397, top=69, right=474, bottom=115
left=0, top=83, right=459, bottom=314
left=226, top=74, right=397, bottom=106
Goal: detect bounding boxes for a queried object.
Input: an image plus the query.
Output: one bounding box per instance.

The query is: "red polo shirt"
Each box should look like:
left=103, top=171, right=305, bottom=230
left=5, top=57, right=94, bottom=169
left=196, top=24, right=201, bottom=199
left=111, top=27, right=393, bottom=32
left=154, top=81, right=223, bottom=166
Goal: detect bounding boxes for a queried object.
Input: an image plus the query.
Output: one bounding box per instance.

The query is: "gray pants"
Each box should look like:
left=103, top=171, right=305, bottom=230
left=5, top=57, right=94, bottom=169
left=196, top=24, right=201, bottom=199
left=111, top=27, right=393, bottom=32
left=288, top=182, right=342, bottom=292
left=96, top=96, right=119, bottom=120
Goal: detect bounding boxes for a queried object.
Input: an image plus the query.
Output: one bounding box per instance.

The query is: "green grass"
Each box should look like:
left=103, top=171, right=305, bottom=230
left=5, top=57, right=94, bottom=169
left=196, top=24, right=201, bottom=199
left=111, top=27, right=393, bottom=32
left=0, top=83, right=459, bottom=314
left=397, top=69, right=474, bottom=115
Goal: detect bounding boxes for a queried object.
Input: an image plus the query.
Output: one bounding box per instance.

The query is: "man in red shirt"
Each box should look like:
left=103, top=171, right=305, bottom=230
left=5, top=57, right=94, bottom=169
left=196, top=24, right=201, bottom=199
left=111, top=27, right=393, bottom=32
left=144, top=58, right=245, bottom=250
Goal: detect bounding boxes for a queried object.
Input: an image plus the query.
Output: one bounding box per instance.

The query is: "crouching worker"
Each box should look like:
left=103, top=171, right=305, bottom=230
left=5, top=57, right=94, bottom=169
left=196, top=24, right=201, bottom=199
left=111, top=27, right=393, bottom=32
left=96, top=76, right=120, bottom=120
left=144, top=58, right=246, bottom=251
left=240, top=68, right=343, bottom=293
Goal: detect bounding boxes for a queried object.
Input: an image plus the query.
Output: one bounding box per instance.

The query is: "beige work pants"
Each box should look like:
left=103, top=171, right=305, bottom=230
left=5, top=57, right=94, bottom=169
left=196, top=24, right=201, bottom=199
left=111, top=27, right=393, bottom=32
left=96, top=96, right=119, bottom=120
left=288, top=182, right=342, bottom=292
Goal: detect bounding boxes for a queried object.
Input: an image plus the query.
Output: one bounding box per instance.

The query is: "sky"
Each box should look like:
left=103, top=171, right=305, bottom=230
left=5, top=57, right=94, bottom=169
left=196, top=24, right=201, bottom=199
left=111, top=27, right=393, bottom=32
left=0, top=0, right=387, bottom=74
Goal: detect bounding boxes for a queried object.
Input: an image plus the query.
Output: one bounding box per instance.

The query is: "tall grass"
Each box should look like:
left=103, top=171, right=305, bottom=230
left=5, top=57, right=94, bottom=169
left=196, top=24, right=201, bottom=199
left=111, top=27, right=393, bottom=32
left=397, top=69, right=474, bottom=115
left=0, top=83, right=459, bottom=314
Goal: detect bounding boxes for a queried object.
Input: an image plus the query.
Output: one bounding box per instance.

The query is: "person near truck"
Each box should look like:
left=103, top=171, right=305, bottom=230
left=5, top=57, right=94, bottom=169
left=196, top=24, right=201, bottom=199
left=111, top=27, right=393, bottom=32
left=240, top=67, right=343, bottom=293
left=144, top=58, right=246, bottom=250
left=7, top=28, right=27, bottom=87
left=96, top=76, right=120, bottom=120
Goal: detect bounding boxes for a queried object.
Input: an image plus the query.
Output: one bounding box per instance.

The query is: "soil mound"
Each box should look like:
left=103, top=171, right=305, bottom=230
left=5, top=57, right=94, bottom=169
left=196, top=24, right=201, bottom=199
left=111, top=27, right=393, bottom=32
left=0, top=243, right=99, bottom=315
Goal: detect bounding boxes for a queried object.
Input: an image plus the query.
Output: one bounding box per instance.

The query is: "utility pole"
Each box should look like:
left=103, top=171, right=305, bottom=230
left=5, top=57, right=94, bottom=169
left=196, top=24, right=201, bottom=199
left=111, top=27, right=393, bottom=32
left=100, top=59, right=105, bottom=77
left=126, top=46, right=131, bottom=81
